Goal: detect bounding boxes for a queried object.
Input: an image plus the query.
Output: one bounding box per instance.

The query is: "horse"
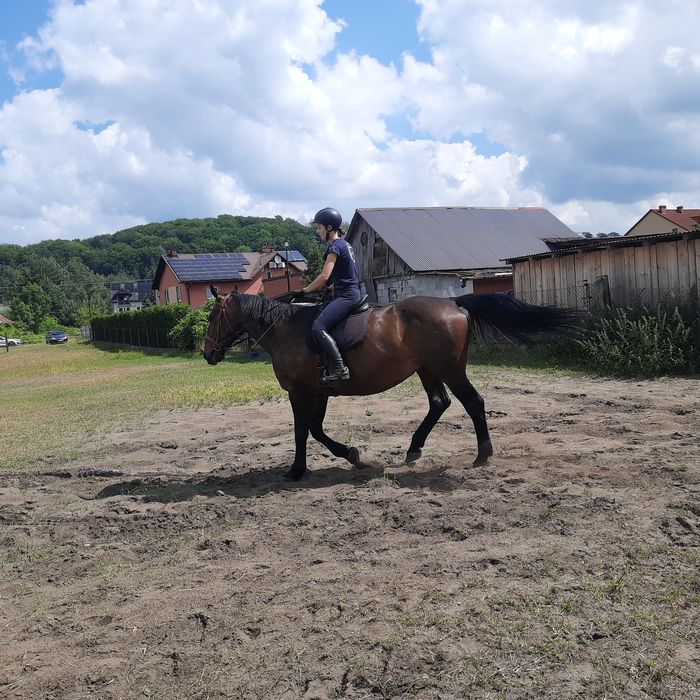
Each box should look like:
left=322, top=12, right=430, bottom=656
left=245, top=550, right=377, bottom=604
left=203, top=288, right=577, bottom=481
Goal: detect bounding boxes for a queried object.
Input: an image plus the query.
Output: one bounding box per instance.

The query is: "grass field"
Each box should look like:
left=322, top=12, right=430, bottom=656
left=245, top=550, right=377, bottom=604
left=0, top=342, right=287, bottom=470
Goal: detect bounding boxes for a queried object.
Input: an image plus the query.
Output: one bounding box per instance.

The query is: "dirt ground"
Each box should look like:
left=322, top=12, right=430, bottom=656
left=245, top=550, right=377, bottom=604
left=1, top=369, right=699, bottom=699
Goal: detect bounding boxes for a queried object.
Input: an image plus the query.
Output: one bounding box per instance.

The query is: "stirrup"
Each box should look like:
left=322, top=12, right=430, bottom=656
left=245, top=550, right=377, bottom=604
left=320, top=366, right=350, bottom=385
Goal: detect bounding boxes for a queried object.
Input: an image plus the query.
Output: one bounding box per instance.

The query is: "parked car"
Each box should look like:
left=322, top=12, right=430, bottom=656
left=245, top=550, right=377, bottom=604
left=46, top=330, right=69, bottom=344
left=0, top=335, right=23, bottom=347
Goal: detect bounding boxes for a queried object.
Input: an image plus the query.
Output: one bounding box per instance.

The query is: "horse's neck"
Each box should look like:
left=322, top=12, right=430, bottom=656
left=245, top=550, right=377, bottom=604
left=240, top=299, right=285, bottom=353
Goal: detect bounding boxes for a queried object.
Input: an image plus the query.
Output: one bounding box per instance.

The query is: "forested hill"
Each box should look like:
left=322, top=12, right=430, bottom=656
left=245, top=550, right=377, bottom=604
left=0, top=215, right=318, bottom=278
left=0, top=215, right=322, bottom=328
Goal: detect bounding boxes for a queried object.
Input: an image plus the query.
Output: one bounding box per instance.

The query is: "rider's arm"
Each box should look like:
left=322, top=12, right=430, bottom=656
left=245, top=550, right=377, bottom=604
left=302, top=253, right=336, bottom=294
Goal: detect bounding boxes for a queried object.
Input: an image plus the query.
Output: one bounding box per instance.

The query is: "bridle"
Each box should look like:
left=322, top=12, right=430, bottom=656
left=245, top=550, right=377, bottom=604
left=204, top=294, right=280, bottom=353
left=204, top=295, right=242, bottom=353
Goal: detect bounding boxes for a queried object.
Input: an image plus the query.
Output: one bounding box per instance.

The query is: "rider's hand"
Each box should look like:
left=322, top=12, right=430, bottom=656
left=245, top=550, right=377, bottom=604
left=290, top=289, right=305, bottom=302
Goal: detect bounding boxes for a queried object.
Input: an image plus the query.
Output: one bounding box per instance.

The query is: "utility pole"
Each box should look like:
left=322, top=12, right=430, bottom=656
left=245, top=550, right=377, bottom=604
left=284, top=241, right=291, bottom=292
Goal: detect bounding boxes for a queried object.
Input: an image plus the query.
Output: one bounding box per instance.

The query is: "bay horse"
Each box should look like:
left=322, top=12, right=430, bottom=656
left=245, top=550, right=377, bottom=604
left=203, top=289, right=576, bottom=481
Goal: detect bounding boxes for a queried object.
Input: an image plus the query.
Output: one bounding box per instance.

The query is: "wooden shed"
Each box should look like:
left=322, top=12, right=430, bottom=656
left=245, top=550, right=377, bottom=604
left=346, top=207, right=578, bottom=304
left=504, top=230, right=700, bottom=309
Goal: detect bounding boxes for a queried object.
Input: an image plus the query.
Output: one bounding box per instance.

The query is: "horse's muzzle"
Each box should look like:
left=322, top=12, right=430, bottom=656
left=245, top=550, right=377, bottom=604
left=203, top=350, right=222, bottom=365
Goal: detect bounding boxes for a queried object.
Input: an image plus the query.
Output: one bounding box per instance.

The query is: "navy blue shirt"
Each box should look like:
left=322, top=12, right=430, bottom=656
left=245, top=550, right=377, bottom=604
left=326, top=238, right=359, bottom=294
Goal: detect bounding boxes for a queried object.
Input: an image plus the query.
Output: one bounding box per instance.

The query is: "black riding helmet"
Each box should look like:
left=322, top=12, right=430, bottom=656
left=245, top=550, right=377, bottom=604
left=313, top=207, right=342, bottom=231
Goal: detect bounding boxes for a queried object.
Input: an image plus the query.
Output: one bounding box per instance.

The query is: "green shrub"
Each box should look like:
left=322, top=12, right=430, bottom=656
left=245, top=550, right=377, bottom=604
left=575, top=306, right=696, bottom=377
left=168, top=300, right=215, bottom=350
left=38, top=316, right=78, bottom=334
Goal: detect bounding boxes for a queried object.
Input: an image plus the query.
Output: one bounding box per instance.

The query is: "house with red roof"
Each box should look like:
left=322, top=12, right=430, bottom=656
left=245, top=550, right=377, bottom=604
left=626, top=205, right=700, bottom=236
left=152, top=247, right=307, bottom=309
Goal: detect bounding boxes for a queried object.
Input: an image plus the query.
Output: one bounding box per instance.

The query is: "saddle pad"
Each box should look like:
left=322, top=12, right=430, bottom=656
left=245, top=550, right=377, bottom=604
left=306, top=306, right=373, bottom=354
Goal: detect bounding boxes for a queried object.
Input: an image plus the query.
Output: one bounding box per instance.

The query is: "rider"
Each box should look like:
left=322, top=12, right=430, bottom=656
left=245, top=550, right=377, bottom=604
left=297, top=207, right=361, bottom=384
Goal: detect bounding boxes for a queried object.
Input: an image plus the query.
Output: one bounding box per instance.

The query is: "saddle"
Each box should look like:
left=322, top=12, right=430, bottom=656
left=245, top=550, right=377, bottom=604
left=305, top=295, right=373, bottom=354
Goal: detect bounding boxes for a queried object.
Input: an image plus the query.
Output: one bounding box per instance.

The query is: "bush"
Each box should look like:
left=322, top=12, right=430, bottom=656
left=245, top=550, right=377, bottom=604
left=38, top=316, right=78, bottom=335
left=168, top=300, right=215, bottom=350
left=574, top=306, right=697, bottom=377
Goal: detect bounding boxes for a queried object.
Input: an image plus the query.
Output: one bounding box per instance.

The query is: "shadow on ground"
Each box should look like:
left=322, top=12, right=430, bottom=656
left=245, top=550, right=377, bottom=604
left=93, top=460, right=463, bottom=503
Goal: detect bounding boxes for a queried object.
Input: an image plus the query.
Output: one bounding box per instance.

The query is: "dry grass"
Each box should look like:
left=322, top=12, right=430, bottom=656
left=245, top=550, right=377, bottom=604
left=0, top=342, right=284, bottom=470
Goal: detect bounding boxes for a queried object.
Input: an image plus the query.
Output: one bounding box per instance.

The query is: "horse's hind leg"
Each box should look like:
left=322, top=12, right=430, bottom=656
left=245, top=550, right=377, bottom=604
left=309, top=395, right=361, bottom=467
left=445, top=374, right=493, bottom=467
left=405, top=369, right=451, bottom=464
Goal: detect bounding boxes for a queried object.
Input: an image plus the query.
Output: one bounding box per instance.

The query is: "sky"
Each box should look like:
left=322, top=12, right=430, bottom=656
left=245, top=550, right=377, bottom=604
left=1, top=0, right=700, bottom=245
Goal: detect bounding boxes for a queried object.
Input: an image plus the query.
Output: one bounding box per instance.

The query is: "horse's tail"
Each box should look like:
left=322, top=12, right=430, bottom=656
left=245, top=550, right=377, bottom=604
left=454, top=293, right=580, bottom=345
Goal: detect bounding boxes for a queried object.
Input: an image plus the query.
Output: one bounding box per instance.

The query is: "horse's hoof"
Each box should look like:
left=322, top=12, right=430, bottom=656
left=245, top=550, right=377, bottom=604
left=347, top=447, right=360, bottom=466
left=472, top=455, right=490, bottom=467
left=405, top=450, right=422, bottom=464
left=284, top=467, right=306, bottom=481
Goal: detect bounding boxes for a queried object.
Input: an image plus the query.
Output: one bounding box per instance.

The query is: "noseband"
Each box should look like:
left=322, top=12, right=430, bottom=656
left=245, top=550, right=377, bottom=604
left=204, top=295, right=242, bottom=352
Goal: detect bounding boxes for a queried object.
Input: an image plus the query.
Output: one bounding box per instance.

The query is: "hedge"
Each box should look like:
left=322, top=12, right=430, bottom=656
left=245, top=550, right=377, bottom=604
left=90, top=304, right=192, bottom=348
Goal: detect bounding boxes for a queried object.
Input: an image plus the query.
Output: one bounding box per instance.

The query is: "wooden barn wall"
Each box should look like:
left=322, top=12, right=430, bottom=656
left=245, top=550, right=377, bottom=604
left=513, top=237, right=700, bottom=308
left=348, top=219, right=412, bottom=302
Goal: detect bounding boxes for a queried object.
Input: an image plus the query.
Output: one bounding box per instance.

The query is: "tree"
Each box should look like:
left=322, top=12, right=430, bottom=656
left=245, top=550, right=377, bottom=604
left=10, top=283, right=51, bottom=332
left=0, top=214, right=320, bottom=325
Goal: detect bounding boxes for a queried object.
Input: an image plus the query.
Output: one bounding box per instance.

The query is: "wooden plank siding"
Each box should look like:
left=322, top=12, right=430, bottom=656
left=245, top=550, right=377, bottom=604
left=512, top=235, right=700, bottom=309
left=348, top=220, right=417, bottom=303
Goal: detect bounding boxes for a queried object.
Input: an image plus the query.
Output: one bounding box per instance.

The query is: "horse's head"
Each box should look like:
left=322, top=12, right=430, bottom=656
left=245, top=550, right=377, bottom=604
left=202, top=286, right=246, bottom=365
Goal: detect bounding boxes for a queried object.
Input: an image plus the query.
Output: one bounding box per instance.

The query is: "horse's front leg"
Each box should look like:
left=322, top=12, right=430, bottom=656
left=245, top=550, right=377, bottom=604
left=309, top=395, right=361, bottom=467
left=285, top=391, right=311, bottom=481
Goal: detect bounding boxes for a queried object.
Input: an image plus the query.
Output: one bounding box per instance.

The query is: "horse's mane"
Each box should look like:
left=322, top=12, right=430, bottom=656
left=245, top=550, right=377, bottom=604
left=235, top=293, right=313, bottom=327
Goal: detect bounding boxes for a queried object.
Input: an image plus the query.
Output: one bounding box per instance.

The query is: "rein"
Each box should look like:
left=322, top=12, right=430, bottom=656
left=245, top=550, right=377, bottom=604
left=204, top=294, right=281, bottom=353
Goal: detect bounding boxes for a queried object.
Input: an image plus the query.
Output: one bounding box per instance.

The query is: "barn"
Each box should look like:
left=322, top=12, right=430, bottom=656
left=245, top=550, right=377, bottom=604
left=345, top=207, right=578, bottom=304
left=504, top=229, right=700, bottom=309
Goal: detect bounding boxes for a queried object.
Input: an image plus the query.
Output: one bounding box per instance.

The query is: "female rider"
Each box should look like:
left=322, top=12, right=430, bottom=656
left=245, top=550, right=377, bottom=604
left=297, top=207, right=361, bottom=384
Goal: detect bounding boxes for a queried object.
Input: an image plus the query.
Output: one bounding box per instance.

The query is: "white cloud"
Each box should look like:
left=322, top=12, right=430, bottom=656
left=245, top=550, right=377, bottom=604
left=408, top=0, right=700, bottom=211
left=1, top=0, right=700, bottom=244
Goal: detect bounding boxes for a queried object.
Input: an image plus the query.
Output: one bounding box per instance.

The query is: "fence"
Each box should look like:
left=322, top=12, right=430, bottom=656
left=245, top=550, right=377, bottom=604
left=89, top=326, right=175, bottom=349
left=516, top=284, right=590, bottom=309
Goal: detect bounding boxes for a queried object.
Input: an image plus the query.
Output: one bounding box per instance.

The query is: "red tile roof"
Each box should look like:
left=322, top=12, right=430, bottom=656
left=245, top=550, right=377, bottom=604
left=656, top=207, right=700, bottom=231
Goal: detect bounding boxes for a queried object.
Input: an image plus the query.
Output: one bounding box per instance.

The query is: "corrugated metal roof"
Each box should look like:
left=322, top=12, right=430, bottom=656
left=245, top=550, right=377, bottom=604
left=349, top=207, right=577, bottom=272
left=504, top=229, right=700, bottom=263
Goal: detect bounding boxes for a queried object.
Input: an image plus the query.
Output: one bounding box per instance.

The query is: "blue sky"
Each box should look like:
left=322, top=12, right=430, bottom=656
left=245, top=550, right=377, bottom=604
left=0, top=1, right=57, bottom=103
left=1, top=0, right=700, bottom=244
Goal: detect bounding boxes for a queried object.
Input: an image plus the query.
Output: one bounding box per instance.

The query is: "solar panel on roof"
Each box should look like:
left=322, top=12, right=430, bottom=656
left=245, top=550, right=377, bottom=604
left=169, top=254, right=249, bottom=282
left=276, top=250, right=305, bottom=262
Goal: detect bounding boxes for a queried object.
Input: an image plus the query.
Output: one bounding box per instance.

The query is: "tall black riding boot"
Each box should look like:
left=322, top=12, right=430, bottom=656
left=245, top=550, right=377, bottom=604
left=314, top=330, right=350, bottom=384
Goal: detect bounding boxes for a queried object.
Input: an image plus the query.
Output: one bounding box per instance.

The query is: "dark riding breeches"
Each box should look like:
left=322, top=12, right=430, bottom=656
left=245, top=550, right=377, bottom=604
left=311, top=289, right=362, bottom=338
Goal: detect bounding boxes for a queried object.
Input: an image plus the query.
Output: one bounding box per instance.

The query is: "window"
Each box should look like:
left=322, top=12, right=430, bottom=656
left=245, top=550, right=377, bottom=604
left=388, top=288, right=398, bottom=302
left=165, top=288, right=171, bottom=304
left=155, top=290, right=160, bottom=305
left=206, top=287, right=214, bottom=300
left=176, top=286, right=182, bottom=303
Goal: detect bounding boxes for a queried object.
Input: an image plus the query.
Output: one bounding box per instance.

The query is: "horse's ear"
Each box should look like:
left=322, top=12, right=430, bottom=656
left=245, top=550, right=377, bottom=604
left=210, top=285, right=221, bottom=302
